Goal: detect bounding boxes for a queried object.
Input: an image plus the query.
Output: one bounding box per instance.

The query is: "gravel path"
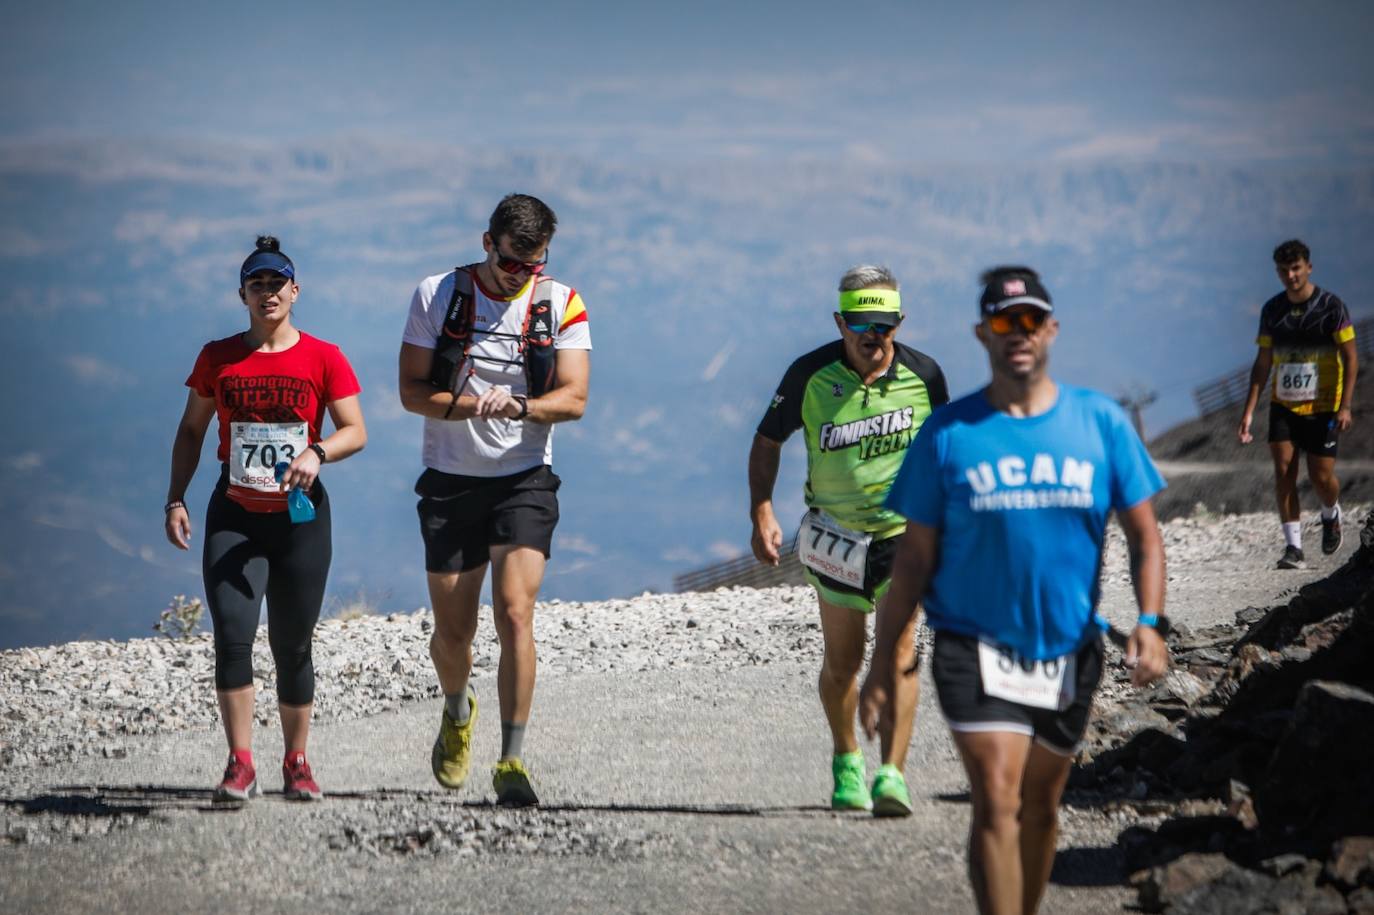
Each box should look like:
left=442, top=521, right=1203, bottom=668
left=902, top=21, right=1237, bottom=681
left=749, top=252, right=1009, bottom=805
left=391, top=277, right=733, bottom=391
left=1, top=507, right=1367, bottom=913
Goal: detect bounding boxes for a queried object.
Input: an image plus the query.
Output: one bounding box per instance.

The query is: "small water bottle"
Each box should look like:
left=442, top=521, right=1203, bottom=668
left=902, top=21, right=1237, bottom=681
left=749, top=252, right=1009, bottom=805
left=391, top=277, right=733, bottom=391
left=274, top=462, right=317, bottom=524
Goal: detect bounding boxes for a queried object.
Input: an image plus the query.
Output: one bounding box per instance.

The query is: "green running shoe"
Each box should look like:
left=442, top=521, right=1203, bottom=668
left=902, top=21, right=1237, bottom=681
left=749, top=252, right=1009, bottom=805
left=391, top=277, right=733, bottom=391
left=831, top=750, right=872, bottom=811
left=431, top=687, right=476, bottom=789
left=871, top=764, right=913, bottom=817
left=492, top=757, right=540, bottom=807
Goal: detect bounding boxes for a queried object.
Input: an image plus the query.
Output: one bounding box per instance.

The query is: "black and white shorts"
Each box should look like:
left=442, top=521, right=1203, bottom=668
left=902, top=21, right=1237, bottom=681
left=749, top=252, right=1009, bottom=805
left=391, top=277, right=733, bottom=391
left=415, top=465, right=560, bottom=573
left=930, top=631, right=1104, bottom=756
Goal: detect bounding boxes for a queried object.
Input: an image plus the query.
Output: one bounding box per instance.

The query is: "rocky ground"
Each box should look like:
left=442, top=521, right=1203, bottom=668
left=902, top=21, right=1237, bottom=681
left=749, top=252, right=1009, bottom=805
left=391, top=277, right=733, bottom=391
left=1, top=508, right=1356, bottom=775
left=1072, top=512, right=1374, bottom=914
left=1, top=508, right=1371, bottom=913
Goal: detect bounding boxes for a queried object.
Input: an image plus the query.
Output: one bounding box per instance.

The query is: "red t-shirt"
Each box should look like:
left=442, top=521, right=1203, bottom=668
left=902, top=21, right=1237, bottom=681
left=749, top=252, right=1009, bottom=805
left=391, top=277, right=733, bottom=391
left=186, top=331, right=362, bottom=512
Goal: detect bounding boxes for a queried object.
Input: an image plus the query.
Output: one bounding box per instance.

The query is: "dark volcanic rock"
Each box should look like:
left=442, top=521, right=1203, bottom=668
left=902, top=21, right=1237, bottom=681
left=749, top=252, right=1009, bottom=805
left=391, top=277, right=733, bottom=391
left=1324, top=835, right=1374, bottom=891
left=1255, top=681, right=1374, bottom=844
left=1079, top=536, right=1374, bottom=911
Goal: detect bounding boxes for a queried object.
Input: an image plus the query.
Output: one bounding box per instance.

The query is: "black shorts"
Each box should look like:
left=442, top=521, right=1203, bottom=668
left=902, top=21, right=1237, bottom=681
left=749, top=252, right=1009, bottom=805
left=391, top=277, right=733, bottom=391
left=930, top=631, right=1104, bottom=756
left=415, top=465, right=560, bottom=573
left=1268, top=403, right=1339, bottom=457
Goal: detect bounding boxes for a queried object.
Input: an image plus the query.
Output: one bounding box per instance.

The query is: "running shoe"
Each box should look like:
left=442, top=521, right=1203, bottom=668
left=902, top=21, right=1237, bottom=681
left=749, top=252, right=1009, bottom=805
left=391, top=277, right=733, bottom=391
left=1276, top=545, right=1306, bottom=569
left=282, top=751, right=322, bottom=801
left=1322, top=515, right=1342, bottom=555
left=431, top=687, right=477, bottom=790
left=492, top=758, right=540, bottom=807
left=870, top=764, right=913, bottom=817
left=831, top=750, right=872, bottom=812
left=213, top=754, right=258, bottom=804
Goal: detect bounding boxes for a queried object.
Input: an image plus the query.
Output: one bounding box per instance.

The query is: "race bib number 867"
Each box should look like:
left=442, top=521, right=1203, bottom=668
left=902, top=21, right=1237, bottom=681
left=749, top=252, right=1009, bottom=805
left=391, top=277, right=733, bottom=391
left=1276, top=362, right=1318, bottom=403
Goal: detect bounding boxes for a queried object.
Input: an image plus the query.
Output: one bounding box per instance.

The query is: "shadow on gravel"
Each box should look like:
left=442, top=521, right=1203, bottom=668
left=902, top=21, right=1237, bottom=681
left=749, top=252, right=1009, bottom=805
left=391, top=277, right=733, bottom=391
left=935, top=790, right=1126, bottom=888
left=1050, top=846, right=1127, bottom=888
left=7, top=785, right=227, bottom=815
left=6, top=786, right=834, bottom=821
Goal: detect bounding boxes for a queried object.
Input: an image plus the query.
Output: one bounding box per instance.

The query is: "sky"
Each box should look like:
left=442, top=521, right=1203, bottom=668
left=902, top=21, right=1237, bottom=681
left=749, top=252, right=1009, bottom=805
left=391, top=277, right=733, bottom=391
left=1, top=0, right=1372, bottom=647
left=3, top=0, right=1372, bottom=165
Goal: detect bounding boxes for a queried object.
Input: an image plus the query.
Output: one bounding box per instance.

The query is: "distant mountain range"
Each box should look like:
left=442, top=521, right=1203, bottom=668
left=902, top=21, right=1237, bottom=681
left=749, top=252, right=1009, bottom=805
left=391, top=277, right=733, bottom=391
left=2, top=138, right=1371, bottom=648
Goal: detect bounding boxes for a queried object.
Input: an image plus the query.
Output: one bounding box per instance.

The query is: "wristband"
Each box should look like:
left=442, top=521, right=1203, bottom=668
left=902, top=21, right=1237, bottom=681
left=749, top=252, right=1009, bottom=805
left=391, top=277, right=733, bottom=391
left=514, top=395, right=529, bottom=420
left=443, top=392, right=458, bottom=420
left=1136, top=614, right=1160, bottom=629
left=309, top=443, right=327, bottom=464
left=164, top=500, right=186, bottom=514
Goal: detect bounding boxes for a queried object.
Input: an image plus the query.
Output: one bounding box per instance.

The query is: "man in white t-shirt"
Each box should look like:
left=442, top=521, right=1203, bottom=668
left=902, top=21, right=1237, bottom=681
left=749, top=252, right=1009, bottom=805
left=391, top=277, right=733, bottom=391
left=399, top=194, right=591, bottom=806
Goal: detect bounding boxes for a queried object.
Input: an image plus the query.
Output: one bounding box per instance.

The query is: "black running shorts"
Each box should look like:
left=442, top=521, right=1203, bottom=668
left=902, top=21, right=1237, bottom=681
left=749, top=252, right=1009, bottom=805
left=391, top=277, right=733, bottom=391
left=1268, top=403, right=1339, bottom=457
left=931, top=631, right=1104, bottom=756
left=415, top=465, right=561, bottom=573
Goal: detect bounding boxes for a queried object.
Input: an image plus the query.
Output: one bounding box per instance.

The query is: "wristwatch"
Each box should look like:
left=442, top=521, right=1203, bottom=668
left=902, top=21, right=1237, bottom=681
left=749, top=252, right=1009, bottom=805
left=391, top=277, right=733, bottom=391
left=513, top=395, right=529, bottom=420
left=309, top=443, right=327, bottom=463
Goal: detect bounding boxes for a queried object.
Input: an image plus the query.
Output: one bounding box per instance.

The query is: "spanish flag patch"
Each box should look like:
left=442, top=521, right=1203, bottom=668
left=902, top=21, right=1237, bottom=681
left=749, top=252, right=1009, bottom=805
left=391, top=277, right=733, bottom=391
left=559, top=291, right=588, bottom=331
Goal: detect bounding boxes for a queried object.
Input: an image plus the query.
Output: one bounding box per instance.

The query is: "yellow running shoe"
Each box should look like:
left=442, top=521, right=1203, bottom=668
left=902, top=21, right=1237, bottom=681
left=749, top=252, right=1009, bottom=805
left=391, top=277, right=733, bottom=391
left=431, top=687, right=476, bottom=789
left=492, top=757, right=540, bottom=807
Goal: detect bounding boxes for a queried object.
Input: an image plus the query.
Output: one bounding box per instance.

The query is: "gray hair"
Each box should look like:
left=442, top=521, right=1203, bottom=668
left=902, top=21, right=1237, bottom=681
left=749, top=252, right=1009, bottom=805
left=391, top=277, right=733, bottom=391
left=838, top=264, right=898, bottom=292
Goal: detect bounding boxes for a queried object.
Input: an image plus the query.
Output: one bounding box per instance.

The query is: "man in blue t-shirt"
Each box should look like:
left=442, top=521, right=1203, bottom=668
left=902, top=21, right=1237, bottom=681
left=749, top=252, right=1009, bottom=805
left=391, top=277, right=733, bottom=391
left=859, top=266, right=1170, bottom=915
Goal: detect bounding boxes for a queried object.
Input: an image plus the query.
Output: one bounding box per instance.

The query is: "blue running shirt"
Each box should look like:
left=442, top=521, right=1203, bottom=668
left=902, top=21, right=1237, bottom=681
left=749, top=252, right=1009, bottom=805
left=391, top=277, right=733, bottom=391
left=885, top=384, right=1165, bottom=660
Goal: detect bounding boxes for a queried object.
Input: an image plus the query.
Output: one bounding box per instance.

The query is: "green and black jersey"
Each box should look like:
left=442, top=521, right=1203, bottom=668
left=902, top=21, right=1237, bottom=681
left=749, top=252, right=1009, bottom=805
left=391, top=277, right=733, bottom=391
left=758, top=341, right=948, bottom=539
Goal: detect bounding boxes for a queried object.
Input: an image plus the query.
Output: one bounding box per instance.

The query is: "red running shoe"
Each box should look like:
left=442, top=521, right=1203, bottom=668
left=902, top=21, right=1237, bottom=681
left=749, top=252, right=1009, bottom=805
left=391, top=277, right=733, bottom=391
left=213, top=754, right=258, bottom=803
left=282, top=751, right=322, bottom=801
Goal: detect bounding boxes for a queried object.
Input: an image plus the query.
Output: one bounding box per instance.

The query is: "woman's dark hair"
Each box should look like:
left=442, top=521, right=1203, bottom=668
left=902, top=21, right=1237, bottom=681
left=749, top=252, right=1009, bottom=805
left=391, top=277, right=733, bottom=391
left=488, top=194, right=557, bottom=256
left=239, top=235, right=296, bottom=284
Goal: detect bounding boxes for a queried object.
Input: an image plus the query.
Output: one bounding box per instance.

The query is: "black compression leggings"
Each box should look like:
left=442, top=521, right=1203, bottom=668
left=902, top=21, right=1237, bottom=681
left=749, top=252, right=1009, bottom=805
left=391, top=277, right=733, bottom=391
left=202, top=475, right=332, bottom=705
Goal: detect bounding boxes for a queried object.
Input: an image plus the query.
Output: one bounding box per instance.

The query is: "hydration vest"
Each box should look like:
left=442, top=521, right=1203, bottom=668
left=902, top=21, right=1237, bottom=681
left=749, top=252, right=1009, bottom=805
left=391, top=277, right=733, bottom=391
left=428, top=265, right=557, bottom=401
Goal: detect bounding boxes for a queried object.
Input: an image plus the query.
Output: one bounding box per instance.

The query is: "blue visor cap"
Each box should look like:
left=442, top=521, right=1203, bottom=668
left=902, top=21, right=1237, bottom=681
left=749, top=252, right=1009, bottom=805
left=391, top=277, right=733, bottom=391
left=240, top=251, right=295, bottom=284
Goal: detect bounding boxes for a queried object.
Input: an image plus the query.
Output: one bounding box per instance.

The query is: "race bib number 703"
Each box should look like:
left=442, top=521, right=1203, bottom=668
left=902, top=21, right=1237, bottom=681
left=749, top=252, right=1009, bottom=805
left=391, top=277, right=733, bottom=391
left=230, top=422, right=308, bottom=492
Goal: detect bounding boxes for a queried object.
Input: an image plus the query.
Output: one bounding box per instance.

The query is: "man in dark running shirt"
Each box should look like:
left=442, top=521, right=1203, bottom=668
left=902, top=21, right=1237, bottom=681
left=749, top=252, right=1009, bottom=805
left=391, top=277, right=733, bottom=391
left=1237, top=239, right=1358, bottom=568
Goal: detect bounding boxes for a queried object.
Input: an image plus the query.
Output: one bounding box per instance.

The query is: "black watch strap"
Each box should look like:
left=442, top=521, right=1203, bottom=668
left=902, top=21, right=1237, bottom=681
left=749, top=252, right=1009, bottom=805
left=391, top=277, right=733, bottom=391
left=514, top=395, right=529, bottom=419
left=309, top=443, right=327, bottom=463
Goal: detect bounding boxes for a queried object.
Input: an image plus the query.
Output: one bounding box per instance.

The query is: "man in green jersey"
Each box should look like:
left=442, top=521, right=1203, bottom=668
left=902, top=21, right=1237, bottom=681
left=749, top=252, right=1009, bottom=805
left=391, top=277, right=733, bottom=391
left=749, top=264, right=949, bottom=816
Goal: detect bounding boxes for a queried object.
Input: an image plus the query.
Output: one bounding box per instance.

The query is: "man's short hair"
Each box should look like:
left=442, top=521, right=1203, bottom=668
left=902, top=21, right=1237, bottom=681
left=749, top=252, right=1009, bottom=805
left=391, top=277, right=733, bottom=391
left=839, top=264, right=898, bottom=292
left=1272, top=239, right=1311, bottom=265
left=489, top=194, right=558, bottom=255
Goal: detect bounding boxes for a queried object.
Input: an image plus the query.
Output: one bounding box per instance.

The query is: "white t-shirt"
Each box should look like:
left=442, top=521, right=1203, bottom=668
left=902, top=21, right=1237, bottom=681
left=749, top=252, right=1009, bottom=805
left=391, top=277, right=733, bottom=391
left=403, top=269, right=592, bottom=477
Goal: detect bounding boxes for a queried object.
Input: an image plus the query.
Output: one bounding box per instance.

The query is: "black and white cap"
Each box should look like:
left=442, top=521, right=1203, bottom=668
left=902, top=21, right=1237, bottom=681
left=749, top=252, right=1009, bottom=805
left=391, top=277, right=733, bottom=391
left=978, top=267, right=1053, bottom=316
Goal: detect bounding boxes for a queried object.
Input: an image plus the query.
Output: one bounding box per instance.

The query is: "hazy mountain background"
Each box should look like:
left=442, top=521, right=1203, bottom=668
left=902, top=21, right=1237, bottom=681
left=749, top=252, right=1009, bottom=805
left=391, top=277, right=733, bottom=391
left=3, top=1, right=1373, bottom=648
left=2, top=141, right=1371, bottom=648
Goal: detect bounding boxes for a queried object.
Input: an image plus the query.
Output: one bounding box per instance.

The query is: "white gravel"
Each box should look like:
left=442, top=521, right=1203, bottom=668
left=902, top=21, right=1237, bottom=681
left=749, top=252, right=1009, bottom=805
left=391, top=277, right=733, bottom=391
left=2, top=507, right=1365, bottom=773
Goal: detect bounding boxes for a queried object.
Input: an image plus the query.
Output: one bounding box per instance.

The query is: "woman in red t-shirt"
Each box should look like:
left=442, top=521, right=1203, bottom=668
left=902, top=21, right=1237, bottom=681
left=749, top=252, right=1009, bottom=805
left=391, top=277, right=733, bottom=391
left=163, top=236, right=367, bottom=803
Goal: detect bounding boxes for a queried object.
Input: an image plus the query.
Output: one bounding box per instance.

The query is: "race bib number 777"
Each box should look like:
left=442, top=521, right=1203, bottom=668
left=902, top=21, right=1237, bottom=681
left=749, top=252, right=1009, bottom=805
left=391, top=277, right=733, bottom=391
left=797, top=510, right=871, bottom=588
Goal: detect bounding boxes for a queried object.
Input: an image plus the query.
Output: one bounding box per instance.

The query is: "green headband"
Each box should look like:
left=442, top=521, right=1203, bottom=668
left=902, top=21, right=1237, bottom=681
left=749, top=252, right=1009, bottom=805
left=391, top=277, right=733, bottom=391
left=838, top=288, right=901, bottom=315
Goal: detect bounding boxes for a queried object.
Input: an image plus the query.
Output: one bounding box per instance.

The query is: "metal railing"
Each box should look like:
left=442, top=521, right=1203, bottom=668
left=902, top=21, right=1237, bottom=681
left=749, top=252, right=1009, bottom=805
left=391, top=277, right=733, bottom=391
left=1192, top=316, right=1373, bottom=417
left=672, top=536, right=807, bottom=593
